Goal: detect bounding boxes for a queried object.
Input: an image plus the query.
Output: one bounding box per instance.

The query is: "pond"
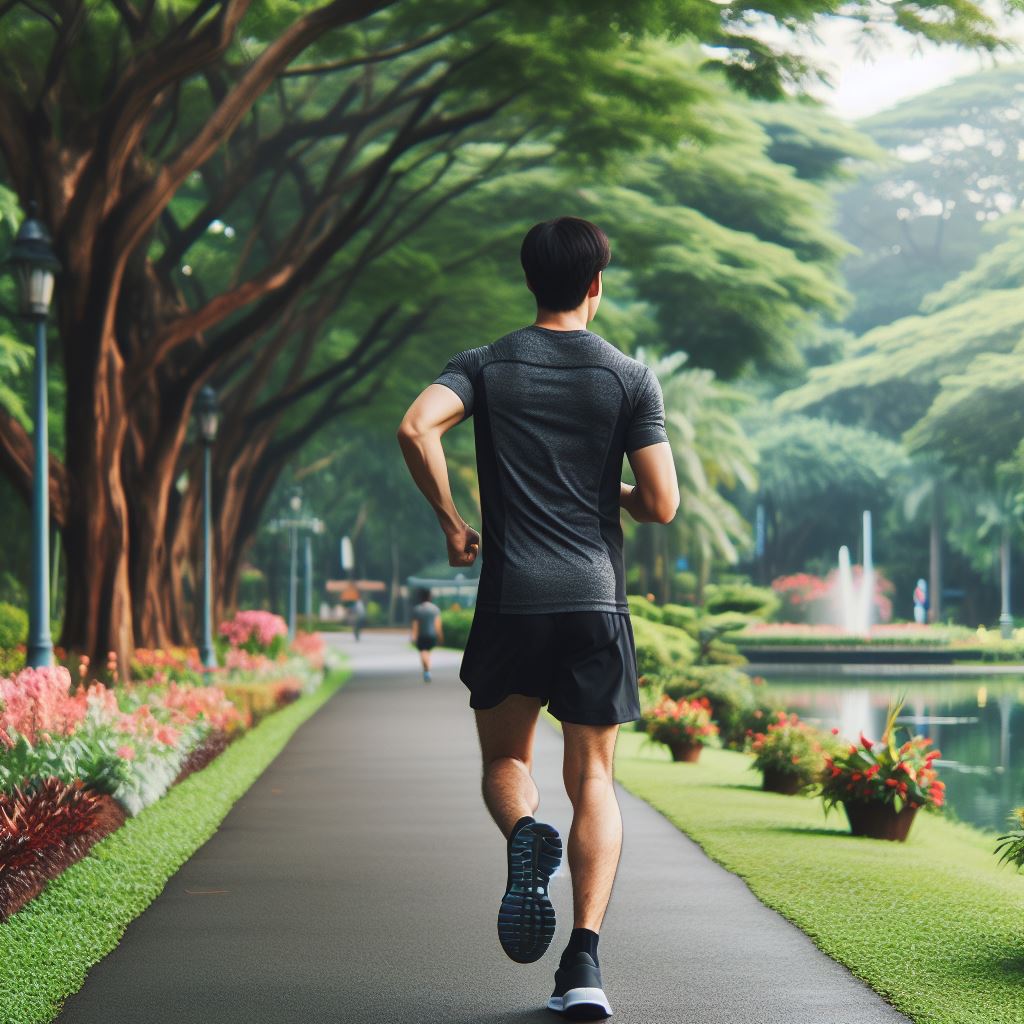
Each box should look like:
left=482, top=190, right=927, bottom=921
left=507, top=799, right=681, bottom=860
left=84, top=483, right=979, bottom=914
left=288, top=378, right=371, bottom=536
left=761, top=673, right=1024, bottom=834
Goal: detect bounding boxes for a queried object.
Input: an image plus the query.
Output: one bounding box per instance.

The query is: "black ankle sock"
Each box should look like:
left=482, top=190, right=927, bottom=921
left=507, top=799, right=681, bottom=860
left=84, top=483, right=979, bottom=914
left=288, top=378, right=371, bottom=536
left=507, top=815, right=535, bottom=843
left=561, top=927, right=599, bottom=967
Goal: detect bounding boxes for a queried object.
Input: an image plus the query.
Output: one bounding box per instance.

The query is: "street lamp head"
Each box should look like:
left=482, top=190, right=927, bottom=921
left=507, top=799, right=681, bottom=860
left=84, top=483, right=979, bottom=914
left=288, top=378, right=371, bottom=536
left=196, top=385, right=220, bottom=444
left=289, top=489, right=302, bottom=513
left=5, top=202, right=60, bottom=319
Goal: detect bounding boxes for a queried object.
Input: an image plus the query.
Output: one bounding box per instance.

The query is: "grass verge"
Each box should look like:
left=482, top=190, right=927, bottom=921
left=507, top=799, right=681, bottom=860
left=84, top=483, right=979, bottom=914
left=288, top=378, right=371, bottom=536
left=612, top=727, right=1024, bottom=1024
left=0, top=667, right=350, bottom=1024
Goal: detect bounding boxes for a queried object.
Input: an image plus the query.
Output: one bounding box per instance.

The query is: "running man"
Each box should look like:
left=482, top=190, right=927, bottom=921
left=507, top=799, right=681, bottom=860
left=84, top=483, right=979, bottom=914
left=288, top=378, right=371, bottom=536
left=396, top=216, right=678, bottom=1020
left=410, top=588, right=443, bottom=682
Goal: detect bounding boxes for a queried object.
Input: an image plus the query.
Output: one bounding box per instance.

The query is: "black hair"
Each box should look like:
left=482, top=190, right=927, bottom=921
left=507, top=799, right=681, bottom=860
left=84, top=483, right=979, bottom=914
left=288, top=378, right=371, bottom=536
left=417, top=587, right=432, bottom=603
left=520, top=217, right=611, bottom=312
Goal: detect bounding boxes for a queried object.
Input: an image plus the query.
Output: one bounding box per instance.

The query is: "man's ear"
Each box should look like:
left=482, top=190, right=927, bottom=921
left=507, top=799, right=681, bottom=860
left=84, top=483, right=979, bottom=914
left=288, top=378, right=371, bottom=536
left=588, top=271, right=602, bottom=298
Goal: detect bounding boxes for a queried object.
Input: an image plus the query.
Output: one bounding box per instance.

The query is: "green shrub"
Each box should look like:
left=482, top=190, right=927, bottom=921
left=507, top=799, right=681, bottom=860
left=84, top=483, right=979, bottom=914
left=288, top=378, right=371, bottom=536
left=0, top=603, right=27, bottom=649
left=627, top=594, right=663, bottom=623
left=0, top=646, right=25, bottom=676
left=632, top=616, right=697, bottom=677
left=659, top=603, right=697, bottom=631
left=703, top=582, right=780, bottom=621
left=663, top=664, right=758, bottom=750
left=441, top=608, right=475, bottom=649
left=365, top=600, right=386, bottom=625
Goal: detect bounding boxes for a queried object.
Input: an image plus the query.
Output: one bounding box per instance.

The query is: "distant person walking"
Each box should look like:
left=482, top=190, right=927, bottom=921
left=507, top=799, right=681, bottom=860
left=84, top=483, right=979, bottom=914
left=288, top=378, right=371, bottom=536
left=913, top=578, right=929, bottom=624
left=411, top=589, right=443, bottom=683
left=397, top=216, right=678, bottom=1020
left=349, top=597, right=367, bottom=641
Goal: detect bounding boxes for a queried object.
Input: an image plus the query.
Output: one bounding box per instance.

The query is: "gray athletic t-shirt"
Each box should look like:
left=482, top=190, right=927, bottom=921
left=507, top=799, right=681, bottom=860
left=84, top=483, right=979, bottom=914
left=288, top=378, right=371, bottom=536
left=433, top=325, right=669, bottom=615
left=412, top=601, right=441, bottom=638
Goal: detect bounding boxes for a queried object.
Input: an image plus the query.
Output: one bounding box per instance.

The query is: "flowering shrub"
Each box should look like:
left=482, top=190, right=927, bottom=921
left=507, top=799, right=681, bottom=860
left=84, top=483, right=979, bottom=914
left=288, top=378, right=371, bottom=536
left=0, top=666, right=89, bottom=747
left=643, top=694, right=719, bottom=748
left=131, top=646, right=205, bottom=685
left=770, top=567, right=894, bottom=625
left=821, top=698, right=945, bottom=815
left=748, top=711, right=839, bottom=791
left=218, top=610, right=288, bottom=655
left=290, top=629, right=325, bottom=669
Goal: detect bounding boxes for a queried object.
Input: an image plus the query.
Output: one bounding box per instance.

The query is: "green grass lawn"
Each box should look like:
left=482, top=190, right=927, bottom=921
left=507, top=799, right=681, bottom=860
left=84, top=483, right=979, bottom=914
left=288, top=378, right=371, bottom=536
left=0, top=667, right=350, bottom=1024
left=612, top=728, right=1024, bottom=1024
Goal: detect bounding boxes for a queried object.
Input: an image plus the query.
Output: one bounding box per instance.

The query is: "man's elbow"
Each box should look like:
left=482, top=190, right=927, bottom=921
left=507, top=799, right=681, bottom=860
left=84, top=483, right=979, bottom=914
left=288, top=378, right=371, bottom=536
left=652, top=495, right=680, bottom=525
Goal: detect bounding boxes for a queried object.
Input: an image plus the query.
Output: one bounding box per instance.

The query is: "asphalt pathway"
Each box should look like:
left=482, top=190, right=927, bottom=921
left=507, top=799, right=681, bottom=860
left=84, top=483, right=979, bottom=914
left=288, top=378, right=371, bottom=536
left=56, top=630, right=911, bottom=1024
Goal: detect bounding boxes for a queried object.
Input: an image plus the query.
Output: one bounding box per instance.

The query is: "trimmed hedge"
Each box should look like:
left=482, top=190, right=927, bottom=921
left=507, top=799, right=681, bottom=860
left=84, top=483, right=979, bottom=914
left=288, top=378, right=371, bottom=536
left=0, top=603, right=27, bottom=649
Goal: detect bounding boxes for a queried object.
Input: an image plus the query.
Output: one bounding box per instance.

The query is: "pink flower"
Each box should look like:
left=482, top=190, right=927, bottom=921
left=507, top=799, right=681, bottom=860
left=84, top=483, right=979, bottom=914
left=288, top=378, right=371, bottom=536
left=117, top=744, right=136, bottom=760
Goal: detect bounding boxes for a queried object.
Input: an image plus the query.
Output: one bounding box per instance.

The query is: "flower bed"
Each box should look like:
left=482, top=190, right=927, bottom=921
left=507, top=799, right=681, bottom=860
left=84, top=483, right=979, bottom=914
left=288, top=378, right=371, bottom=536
left=0, top=618, right=331, bottom=923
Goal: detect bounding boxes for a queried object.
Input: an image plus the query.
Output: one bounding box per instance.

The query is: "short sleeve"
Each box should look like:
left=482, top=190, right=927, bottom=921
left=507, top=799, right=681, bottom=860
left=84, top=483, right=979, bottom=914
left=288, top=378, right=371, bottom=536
left=625, top=367, right=670, bottom=453
left=432, top=349, right=477, bottom=419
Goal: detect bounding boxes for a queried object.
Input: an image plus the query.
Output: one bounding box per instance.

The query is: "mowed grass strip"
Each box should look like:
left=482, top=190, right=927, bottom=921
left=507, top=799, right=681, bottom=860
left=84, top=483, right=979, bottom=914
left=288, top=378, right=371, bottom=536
left=612, top=728, right=1024, bottom=1024
left=0, top=668, right=350, bottom=1024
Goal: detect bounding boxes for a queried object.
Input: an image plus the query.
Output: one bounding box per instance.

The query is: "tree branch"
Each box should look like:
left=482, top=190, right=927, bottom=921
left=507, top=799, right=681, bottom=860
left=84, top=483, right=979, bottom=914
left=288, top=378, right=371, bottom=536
left=0, top=408, right=69, bottom=527
left=282, top=1, right=503, bottom=77
left=115, top=0, right=396, bottom=262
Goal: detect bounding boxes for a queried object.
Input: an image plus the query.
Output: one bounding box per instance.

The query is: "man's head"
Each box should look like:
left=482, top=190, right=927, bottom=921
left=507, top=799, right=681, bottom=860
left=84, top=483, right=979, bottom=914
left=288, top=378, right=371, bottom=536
left=520, top=217, right=611, bottom=320
left=418, top=587, right=432, bottom=603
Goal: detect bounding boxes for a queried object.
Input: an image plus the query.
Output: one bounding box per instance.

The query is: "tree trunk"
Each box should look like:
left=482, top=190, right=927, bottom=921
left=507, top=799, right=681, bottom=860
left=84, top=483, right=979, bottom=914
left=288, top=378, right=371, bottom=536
left=60, top=345, right=135, bottom=671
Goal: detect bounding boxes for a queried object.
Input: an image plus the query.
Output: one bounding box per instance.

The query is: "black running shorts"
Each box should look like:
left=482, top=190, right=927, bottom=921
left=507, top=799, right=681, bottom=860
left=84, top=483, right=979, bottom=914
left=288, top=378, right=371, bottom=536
left=416, top=637, right=437, bottom=651
left=460, top=610, right=641, bottom=725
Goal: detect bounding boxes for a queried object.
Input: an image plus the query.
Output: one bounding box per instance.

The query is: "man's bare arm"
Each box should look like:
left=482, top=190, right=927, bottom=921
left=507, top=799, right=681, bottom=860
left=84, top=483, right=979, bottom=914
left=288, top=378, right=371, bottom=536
left=620, top=442, right=679, bottom=524
left=396, top=383, right=480, bottom=567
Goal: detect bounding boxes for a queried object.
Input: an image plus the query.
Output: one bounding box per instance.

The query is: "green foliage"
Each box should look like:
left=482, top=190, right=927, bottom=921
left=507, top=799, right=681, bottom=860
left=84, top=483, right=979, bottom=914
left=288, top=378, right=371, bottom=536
left=440, top=609, right=474, bottom=650
left=658, top=603, right=697, bottom=631
left=820, top=697, right=947, bottom=815
left=837, top=65, right=1024, bottom=336
left=993, top=806, right=1024, bottom=871
left=631, top=616, right=698, bottom=677
left=627, top=595, right=664, bottom=623
left=748, top=710, right=840, bottom=789
left=663, top=664, right=757, bottom=749
left=0, top=602, right=27, bottom=648
left=702, top=582, right=779, bottom=620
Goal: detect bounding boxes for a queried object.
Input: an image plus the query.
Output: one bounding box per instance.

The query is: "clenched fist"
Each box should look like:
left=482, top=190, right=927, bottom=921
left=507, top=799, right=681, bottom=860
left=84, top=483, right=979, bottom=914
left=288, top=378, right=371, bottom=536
left=446, top=520, right=480, bottom=567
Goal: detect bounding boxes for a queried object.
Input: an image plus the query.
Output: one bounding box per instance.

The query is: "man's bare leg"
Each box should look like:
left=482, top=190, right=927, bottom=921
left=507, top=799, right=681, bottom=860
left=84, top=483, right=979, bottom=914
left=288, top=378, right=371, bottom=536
left=474, top=694, right=542, bottom=838
left=475, top=694, right=562, bottom=964
left=562, top=722, right=622, bottom=932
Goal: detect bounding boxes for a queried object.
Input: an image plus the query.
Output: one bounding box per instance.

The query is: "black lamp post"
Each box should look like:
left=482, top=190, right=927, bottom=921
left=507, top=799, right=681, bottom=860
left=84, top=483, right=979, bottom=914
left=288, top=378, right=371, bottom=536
left=196, top=386, right=220, bottom=672
left=287, top=487, right=302, bottom=641
left=5, top=204, right=60, bottom=668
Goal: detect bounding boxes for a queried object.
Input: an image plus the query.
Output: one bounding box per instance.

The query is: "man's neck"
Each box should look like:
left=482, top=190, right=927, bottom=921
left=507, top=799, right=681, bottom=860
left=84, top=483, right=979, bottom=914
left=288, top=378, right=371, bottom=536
left=532, top=308, right=588, bottom=332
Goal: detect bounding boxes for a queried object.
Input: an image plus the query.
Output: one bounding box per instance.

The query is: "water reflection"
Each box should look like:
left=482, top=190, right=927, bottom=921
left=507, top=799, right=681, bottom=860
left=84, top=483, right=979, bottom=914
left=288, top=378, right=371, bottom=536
left=764, top=675, right=1024, bottom=834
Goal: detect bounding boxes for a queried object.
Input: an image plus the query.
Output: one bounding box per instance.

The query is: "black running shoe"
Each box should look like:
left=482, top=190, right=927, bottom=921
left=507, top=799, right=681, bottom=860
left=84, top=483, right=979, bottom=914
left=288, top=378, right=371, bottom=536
left=497, top=820, right=562, bottom=963
left=546, top=951, right=613, bottom=1019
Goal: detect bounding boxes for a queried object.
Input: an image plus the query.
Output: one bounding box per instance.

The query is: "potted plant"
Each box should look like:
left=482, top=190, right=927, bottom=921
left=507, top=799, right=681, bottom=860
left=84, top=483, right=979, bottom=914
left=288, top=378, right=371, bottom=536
left=642, top=694, right=718, bottom=762
left=748, top=711, right=837, bottom=795
left=994, top=807, right=1024, bottom=870
left=820, top=696, right=945, bottom=841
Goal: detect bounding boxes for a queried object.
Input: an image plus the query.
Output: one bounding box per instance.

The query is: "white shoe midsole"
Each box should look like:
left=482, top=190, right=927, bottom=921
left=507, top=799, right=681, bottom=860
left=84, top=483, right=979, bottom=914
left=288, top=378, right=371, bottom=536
left=547, top=987, right=613, bottom=1015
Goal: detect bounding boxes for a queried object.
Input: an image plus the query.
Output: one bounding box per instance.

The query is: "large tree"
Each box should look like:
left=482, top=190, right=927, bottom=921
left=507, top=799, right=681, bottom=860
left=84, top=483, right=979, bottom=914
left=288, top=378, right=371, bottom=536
left=0, top=0, right=1013, bottom=666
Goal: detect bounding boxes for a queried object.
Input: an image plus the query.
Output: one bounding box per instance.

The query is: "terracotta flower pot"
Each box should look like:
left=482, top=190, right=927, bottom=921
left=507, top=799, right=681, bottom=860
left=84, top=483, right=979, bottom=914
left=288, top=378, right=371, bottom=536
left=667, top=738, right=703, bottom=763
left=843, top=799, right=919, bottom=841
left=762, top=767, right=805, bottom=795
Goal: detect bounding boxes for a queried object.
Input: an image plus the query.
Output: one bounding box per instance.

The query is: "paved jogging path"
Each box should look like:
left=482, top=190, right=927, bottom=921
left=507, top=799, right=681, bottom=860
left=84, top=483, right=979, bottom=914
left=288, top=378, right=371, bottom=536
left=57, top=631, right=910, bottom=1024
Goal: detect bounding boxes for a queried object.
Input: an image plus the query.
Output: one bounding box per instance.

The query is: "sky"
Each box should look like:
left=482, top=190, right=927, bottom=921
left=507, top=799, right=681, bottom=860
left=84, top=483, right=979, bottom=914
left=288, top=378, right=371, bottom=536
left=781, top=7, right=1024, bottom=120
